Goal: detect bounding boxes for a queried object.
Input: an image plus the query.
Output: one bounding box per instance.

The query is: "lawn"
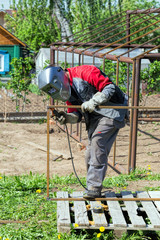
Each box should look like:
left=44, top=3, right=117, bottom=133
left=0, top=170, right=160, bottom=239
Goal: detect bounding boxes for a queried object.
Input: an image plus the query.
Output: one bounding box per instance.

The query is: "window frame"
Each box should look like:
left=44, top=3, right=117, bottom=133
left=0, top=54, right=4, bottom=72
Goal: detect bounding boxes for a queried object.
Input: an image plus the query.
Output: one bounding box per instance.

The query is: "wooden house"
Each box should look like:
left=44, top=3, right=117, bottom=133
left=0, top=24, right=28, bottom=82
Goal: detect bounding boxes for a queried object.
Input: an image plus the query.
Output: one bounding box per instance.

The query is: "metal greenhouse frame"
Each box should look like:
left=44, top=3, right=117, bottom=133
left=47, top=8, right=160, bottom=186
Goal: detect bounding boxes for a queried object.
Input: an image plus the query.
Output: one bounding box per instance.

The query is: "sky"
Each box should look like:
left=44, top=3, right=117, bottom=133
left=0, top=0, right=12, bottom=9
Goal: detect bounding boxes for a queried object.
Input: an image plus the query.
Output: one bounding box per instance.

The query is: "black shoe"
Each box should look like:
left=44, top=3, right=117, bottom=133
left=83, top=190, right=101, bottom=199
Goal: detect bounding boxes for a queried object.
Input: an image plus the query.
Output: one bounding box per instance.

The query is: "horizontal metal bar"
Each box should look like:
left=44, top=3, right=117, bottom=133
left=103, top=24, right=160, bottom=57
left=51, top=46, right=133, bottom=63
left=143, top=53, right=160, bottom=59
left=48, top=105, right=160, bottom=110
left=50, top=197, right=160, bottom=201
left=116, top=36, right=160, bottom=58
left=138, top=118, right=160, bottom=122
left=51, top=42, right=157, bottom=49
left=132, top=44, right=160, bottom=60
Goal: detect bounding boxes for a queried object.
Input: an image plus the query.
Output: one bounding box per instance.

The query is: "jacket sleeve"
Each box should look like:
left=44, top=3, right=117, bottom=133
left=101, top=84, right=116, bottom=100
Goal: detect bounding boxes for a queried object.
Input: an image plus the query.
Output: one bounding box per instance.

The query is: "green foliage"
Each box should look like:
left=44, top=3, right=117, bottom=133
left=60, top=61, right=71, bottom=69
left=43, top=59, right=50, bottom=69
left=38, top=118, right=47, bottom=124
left=28, top=83, right=41, bottom=95
left=141, top=60, right=160, bottom=95
left=100, top=59, right=131, bottom=93
left=69, top=0, right=159, bottom=44
left=6, top=0, right=60, bottom=52
left=8, top=57, right=34, bottom=111
left=0, top=81, right=8, bottom=89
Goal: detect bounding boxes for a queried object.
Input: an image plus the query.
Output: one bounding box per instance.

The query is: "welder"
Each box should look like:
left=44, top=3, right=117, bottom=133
left=38, top=65, right=128, bottom=198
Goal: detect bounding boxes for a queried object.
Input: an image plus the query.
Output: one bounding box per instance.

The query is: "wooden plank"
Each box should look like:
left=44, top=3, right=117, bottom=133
left=137, top=191, right=160, bottom=228
left=121, top=191, right=146, bottom=228
left=148, top=191, right=160, bottom=211
left=57, top=192, right=71, bottom=227
left=105, top=192, right=127, bottom=227
left=90, top=200, right=108, bottom=227
left=72, top=192, right=89, bottom=226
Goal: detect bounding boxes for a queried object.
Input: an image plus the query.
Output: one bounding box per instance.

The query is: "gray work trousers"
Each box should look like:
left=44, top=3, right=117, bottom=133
left=85, top=117, right=125, bottom=191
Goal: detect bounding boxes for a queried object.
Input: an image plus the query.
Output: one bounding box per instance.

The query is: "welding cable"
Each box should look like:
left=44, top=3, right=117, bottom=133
left=65, top=124, right=113, bottom=195
left=65, top=124, right=88, bottom=191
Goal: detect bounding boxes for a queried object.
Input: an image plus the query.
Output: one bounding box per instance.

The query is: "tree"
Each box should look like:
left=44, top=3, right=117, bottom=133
left=5, top=0, right=60, bottom=52
left=51, top=0, right=73, bottom=41
left=8, top=57, right=34, bottom=111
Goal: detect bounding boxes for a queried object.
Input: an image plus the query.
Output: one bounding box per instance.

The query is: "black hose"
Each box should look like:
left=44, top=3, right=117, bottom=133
left=65, top=124, right=88, bottom=191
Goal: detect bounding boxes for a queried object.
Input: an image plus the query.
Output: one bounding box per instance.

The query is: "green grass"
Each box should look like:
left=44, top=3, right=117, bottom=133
left=0, top=170, right=160, bottom=239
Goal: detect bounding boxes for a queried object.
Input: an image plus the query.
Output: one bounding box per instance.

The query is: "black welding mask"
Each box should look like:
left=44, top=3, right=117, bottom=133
left=38, top=66, right=71, bottom=101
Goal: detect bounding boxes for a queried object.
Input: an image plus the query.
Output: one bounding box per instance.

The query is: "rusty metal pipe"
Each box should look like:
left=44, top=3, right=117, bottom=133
left=132, top=44, right=160, bottom=60
left=113, top=59, right=120, bottom=166
left=130, top=59, right=141, bottom=171
left=64, top=15, right=127, bottom=50
left=47, top=105, right=160, bottom=110
left=116, top=36, right=160, bottom=58
left=50, top=48, right=55, bottom=66
left=51, top=42, right=157, bottom=49
left=47, top=110, right=50, bottom=198
left=102, top=24, right=160, bottom=56
left=54, top=10, right=127, bottom=46
left=80, top=8, right=154, bottom=54
left=70, top=16, right=129, bottom=51
left=92, top=11, right=160, bottom=56
left=51, top=46, right=133, bottom=63
left=128, top=61, right=136, bottom=174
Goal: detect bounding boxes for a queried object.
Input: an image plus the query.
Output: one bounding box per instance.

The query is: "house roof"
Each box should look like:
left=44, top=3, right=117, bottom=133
left=0, top=9, right=14, bottom=15
left=0, top=24, right=27, bottom=47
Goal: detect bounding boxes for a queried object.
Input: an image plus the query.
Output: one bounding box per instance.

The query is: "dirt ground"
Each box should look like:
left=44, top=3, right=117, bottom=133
left=0, top=120, right=160, bottom=191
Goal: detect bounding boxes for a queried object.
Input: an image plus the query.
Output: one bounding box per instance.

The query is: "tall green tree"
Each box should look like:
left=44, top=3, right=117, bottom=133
left=5, top=0, right=60, bottom=52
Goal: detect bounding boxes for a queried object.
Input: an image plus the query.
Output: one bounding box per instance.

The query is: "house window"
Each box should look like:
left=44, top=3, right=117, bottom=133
left=0, top=54, right=4, bottom=72
left=0, top=51, right=9, bottom=74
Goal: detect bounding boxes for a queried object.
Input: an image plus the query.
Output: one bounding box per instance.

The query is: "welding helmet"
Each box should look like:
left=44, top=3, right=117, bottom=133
left=38, top=66, right=71, bottom=101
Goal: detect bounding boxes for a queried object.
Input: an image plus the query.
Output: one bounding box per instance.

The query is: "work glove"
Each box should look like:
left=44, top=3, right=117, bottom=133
left=56, top=111, right=79, bottom=125
left=81, top=92, right=108, bottom=113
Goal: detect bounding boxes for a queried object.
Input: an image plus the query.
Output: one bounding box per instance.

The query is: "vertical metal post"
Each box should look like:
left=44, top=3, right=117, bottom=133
left=72, top=51, right=74, bottom=67
left=47, top=47, right=56, bottom=197
left=50, top=47, right=55, bottom=66
left=82, top=53, right=84, bottom=65
left=128, top=60, right=135, bottom=173
left=80, top=121, right=82, bottom=142
left=93, top=55, right=95, bottom=65
left=103, top=57, right=105, bottom=72
left=78, top=54, right=81, bottom=66
left=47, top=109, right=50, bottom=198
left=57, top=50, right=59, bottom=66
left=113, top=59, right=120, bottom=166
left=65, top=50, right=67, bottom=68
left=130, top=58, right=141, bottom=170
left=126, top=13, right=130, bottom=98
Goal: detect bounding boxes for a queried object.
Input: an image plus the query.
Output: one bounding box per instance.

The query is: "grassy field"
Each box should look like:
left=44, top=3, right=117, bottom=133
left=0, top=169, right=160, bottom=239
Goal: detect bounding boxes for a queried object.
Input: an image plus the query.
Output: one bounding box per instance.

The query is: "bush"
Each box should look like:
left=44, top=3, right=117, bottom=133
left=100, top=59, right=131, bottom=93
left=141, top=60, right=160, bottom=95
